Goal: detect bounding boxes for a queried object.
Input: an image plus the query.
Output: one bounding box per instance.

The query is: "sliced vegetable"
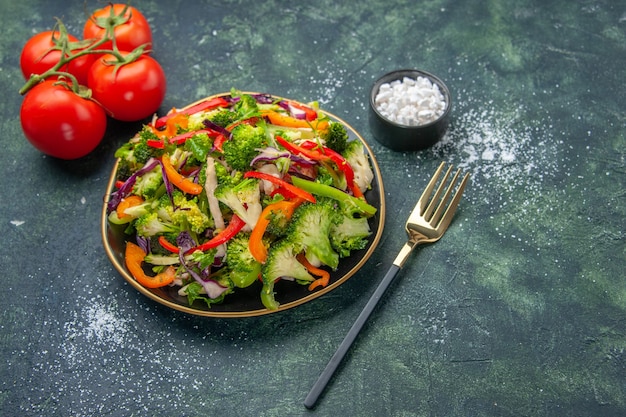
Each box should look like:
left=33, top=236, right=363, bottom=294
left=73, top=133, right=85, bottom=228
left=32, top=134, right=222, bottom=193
left=190, top=214, right=246, bottom=254
left=301, top=140, right=363, bottom=198
left=290, top=175, right=377, bottom=217
left=263, top=110, right=329, bottom=130
left=116, top=195, right=145, bottom=219
left=244, top=171, right=316, bottom=203
left=155, top=97, right=230, bottom=130
left=249, top=198, right=304, bottom=263
left=158, top=235, right=179, bottom=253
left=161, top=155, right=203, bottom=195
left=125, top=242, right=176, bottom=288
left=297, top=253, right=331, bottom=291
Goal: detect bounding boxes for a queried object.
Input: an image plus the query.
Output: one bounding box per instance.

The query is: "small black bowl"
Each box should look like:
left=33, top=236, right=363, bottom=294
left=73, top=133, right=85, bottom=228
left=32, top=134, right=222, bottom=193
left=369, top=69, right=451, bottom=151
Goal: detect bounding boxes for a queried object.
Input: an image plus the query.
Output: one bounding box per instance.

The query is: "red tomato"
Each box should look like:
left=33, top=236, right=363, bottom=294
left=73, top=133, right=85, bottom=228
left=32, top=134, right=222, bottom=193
left=88, top=53, right=166, bottom=122
left=20, top=80, right=107, bottom=160
left=20, top=31, right=95, bottom=85
left=83, top=4, right=152, bottom=53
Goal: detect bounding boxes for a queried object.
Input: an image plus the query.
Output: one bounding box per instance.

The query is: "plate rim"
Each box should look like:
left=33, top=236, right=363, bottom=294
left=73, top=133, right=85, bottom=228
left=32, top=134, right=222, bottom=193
left=101, top=91, right=386, bottom=318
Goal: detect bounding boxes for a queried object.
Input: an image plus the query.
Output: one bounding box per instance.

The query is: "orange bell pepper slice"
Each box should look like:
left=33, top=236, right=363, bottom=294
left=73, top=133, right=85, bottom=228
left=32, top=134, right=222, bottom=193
left=161, top=155, right=203, bottom=195
left=249, top=198, right=304, bottom=263
left=263, top=110, right=329, bottom=130
left=297, top=253, right=331, bottom=291
left=116, top=195, right=144, bottom=219
left=125, top=242, right=176, bottom=288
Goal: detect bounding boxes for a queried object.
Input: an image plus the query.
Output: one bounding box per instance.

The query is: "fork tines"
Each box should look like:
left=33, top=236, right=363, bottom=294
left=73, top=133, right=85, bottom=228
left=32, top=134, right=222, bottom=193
left=420, top=162, right=469, bottom=229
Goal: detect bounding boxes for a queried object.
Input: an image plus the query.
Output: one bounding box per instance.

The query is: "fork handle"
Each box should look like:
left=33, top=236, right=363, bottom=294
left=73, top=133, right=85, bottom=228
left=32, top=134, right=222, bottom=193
left=304, top=262, right=402, bottom=409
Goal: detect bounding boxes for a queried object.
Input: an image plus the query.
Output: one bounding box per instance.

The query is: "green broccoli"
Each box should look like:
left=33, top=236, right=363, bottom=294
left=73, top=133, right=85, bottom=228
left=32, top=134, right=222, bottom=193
left=213, top=162, right=243, bottom=187
left=342, top=140, right=374, bottom=194
left=224, top=232, right=262, bottom=288
left=260, top=238, right=315, bottom=310
left=114, top=126, right=163, bottom=173
left=184, top=132, right=212, bottom=165
left=207, top=109, right=239, bottom=128
left=162, top=191, right=212, bottom=234
left=223, top=124, right=267, bottom=171
left=322, top=121, right=349, bottom=153
left=135, top=212, right=180, bottom=237
left=231, top=90, right=261, bottom=120
left=330, top=214, right=371, bottom=258
left=133, top=167, right=164, bottom=199
left=287, top=198, right=340, bottom=269
left=214, top=178, right=262, bottom=229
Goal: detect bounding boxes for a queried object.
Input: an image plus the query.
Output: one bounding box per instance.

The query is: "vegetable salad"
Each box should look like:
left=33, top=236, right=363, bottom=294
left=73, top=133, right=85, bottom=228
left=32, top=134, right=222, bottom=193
left=106, top=89, right=377, bottom=310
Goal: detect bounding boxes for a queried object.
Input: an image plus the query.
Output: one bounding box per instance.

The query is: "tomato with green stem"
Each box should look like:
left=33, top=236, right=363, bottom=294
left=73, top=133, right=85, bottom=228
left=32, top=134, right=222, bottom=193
left=83, top=4, right=153, bottom=53
left=19, top=80, right=107, bottom=160
left=88, top=52, right=166, bottom=122
left=20, top=30, right=95, bottom=85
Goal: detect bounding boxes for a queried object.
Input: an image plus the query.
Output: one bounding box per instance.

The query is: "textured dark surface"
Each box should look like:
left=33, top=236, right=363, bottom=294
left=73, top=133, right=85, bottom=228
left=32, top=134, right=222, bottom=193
left=1, top=1, right=625, bottom=416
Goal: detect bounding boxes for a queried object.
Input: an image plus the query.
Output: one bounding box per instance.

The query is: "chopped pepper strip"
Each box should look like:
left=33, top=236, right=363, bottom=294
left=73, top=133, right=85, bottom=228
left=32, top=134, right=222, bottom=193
left=169, top=129, right=211, bottom=145
left=153, top=112, right=189, bottom=139
left=146, top=139, right=165, bottom=149
left=125, top=242, right=176, bottom=288
left=161, top=155, right=203, bottom=195
left=301, top=140, right=363, bottom=198
left=290, top=175, right=377, bottom=217
left=248, top=198, right=304, bottom=263
left=189, top=214, right=246, bottom=254
left=158, top=235, right=179, bottom=254
left=297, top=253, right=331, bottom=291
left=263, top=110, right=329, bottom=130
left=277, top=136, right=363, bottom=198
left=154, top=97, right=230, bottom=130
left=243, top=171, right=316, bottom=203
left=116, top=195, right=144, bottom=219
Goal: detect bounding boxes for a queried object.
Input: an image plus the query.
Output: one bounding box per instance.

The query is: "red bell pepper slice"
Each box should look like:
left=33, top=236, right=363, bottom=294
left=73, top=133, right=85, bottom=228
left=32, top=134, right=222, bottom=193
left=168, top=129, right=212, bottom=145
left=243, top=171, right=316, bottom=203
left=301, top=141, right=363, bottom=198
left=147, top=139, right=165, bottom=149
left=154, top=97, right=230, bottom=130
left=158, top=235, right=180, bottom=253
left=189, top=214, right=246, bottom=254
left=276, top=136, right=363, bottom=198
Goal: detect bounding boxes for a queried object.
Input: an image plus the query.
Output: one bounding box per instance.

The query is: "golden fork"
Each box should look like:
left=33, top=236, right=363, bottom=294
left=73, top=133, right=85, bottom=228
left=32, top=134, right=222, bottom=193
left=304, top=161, right=470, bottom=409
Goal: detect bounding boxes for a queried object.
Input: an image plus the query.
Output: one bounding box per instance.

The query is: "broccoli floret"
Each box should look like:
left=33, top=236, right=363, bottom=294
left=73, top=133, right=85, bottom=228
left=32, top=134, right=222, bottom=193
left=133, top=167, right=164, bottom=199
left=287, top=198, right=340, bottom=269
left=223, top=124, right=267, bottom=172
left=132, top=142, right=153, bottom=165
left=214, top=178, right=262, bottom=230
left=330, top=214, right=371, bottom=258
left=261, top=238, right=315, bottom=310
left=224, top=232, right=262, bottom=288
left=163, top=191, right=212, bottom=234
left=114, top=126, right=163, bottom=171
left=135, top=212, right=180, bottom=237
left=322, top=121, right=349, bottom=153
left=264, top=203, right=293, bottom=238
left=231, top=91, right=261, bottom=120
left=184, top=132, right=212, bottom=165
left=342, top=140, right=374, bottom=194
left=208, top=109, right=239, bottom=128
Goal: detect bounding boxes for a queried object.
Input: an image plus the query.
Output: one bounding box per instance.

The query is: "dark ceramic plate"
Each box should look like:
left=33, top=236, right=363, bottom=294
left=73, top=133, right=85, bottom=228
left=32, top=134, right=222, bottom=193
left=101, top=92, right=386, bottom=318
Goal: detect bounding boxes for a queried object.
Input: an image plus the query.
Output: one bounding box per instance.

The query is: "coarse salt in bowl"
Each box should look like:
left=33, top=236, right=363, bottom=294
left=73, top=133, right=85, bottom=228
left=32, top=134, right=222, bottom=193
left=369, top=69, right=452, bottom=151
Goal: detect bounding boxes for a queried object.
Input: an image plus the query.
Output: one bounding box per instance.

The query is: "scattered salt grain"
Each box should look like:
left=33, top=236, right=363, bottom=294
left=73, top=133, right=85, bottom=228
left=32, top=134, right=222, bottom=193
left=374, top=76, right=447, bottom=126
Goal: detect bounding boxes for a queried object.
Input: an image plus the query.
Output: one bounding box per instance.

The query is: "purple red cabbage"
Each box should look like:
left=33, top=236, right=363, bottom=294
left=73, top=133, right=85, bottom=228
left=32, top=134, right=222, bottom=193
left=107, top=158, right=161, bottom=213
